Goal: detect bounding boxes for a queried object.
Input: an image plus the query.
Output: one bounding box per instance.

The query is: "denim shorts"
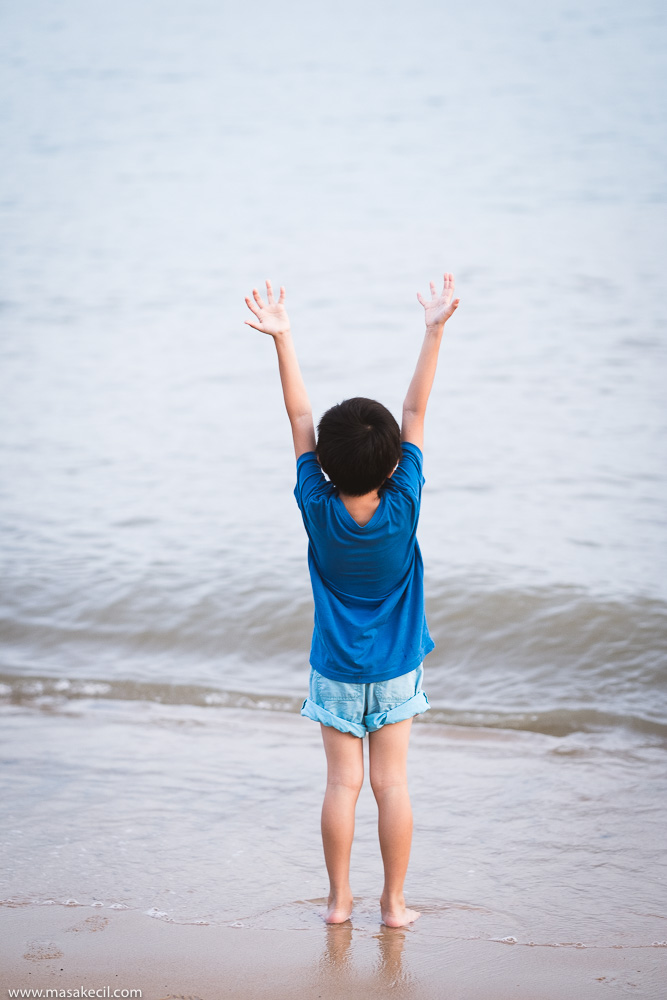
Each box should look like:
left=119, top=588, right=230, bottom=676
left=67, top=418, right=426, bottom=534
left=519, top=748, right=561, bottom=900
left=300, top=663, right=429, bottom=738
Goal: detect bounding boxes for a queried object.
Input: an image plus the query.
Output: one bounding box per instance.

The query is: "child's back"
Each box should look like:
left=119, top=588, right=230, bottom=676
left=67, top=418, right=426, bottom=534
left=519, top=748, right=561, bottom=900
left=295, top=432, right=434, bottom=682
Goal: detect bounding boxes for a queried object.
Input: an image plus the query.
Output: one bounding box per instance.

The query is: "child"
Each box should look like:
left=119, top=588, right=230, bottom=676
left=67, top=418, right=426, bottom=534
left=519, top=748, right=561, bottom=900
left=244, top=274, right=460, bottom=927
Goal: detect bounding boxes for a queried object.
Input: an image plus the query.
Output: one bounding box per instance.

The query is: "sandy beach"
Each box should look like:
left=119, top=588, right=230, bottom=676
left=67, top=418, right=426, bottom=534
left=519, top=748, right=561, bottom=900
left=2, top=902, right=665, bottom=1000
left=2, top=699, right=666, bottom=1000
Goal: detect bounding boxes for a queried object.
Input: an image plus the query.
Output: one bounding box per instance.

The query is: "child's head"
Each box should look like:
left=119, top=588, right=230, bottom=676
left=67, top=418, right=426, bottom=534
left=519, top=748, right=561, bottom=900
left=317, top=397, right=401, bottom=496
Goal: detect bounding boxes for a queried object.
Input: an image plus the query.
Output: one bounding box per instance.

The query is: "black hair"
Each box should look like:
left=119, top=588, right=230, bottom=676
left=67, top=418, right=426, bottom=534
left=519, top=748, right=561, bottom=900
left=316, top=397, right=402, bottom=496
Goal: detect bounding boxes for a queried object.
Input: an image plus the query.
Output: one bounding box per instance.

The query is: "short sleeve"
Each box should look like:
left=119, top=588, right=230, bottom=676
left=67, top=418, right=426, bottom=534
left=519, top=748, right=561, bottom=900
left=388, top=442, right=424, bottom=501
left=294, top=452, right=333, bottom=511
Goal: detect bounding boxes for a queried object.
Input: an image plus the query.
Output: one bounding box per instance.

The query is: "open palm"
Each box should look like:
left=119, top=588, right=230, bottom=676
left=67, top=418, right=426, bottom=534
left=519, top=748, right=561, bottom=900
left=244, top=280, right=291, bottom=337
left=417, top=273, right=460, bottom=328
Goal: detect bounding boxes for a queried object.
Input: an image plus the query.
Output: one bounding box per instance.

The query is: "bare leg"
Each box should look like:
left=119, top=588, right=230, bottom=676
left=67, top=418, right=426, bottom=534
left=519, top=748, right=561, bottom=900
left=319, top=724, right=364, bottom=923
left=369, top=718, right=420, bottom=927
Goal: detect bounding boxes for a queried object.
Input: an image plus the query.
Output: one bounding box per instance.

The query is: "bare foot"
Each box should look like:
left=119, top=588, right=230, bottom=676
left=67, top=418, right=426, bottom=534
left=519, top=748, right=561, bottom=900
left=380, top=895, right=421, bottom=928
left=324, top=894, right=354, bottom=924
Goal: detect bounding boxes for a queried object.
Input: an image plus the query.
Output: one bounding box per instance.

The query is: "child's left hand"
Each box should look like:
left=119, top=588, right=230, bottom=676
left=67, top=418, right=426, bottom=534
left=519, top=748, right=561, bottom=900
left=244, top=280, right=291, bottom=338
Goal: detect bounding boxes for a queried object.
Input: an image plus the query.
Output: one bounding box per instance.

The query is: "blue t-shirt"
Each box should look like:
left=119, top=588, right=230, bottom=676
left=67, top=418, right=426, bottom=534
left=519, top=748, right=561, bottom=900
left=294, top=441, right=435, bottom=683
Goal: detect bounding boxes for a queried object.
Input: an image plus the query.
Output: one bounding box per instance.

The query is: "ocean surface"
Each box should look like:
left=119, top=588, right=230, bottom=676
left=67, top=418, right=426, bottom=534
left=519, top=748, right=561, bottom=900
left=1, top=0, right=666, bottom=957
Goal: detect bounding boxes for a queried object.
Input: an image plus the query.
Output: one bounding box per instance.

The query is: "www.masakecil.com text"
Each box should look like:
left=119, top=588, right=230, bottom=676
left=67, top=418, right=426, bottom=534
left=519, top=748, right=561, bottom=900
left=7, top=989, right=142, bottom=997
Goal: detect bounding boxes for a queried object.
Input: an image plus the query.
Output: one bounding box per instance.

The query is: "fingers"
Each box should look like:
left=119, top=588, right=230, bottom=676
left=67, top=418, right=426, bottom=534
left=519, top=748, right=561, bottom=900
left=245, top=295, right=262, bottom=319
left=267, top=279, right=287, bottom=304
left=420, top=273, right=456, bottom=302
left=249, top=281, right=285, bottom=308
left=418, top=274, right=459, bottom=315
left=244, top=319, right=263, bottom=332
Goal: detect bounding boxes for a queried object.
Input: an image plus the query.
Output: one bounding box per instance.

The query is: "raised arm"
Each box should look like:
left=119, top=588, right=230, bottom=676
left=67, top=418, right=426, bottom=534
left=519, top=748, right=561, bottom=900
left=401, top=272, right=460, bottom=450
left=244, top=280, right=316, bottom=459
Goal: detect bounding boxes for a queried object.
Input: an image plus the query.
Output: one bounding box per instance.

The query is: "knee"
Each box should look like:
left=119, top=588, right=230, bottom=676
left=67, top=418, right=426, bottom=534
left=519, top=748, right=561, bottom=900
left=369, top=769, right=408, bottom=800
left=326, top=767, right=364, bottom=796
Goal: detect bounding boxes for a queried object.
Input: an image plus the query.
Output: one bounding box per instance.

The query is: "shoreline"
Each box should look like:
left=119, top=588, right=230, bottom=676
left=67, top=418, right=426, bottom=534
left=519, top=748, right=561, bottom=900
left=2, top=904, right=664, bottom=1000
left=2, top=700, right=665, bottom=948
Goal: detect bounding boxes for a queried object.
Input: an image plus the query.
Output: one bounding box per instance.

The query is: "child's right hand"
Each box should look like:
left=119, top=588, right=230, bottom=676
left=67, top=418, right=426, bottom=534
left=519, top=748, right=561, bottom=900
left=244, top=280, right=291, bottom=338
left=417, top=272, right=460, bottom=331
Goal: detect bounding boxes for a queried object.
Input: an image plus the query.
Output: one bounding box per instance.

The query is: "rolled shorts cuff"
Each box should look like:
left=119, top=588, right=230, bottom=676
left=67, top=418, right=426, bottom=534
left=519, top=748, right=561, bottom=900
left=300, top=697, right=367, bottom=738
left=364, top=689, right=430, bottom=732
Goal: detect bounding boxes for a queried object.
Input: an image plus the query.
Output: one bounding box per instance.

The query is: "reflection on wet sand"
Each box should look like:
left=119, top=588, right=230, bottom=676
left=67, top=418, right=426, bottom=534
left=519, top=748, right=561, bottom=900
left=318, top=921, right=412, bottom=994
left=320, top=922, right=353, bottom=973
left=374, top=927, right=410, bottom=990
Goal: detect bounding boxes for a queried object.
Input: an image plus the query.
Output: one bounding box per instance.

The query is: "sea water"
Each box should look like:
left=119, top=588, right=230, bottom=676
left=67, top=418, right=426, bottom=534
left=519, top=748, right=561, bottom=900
left=1, top=0, right=666, bottom=950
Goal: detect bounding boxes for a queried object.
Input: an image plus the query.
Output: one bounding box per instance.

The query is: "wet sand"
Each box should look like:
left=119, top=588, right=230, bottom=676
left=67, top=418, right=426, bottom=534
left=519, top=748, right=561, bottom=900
left=2, top=706, right=665, bottom=998
left=1, top=903, right=664, bottom=1000
left=2, top=699, right=666, bottom=947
